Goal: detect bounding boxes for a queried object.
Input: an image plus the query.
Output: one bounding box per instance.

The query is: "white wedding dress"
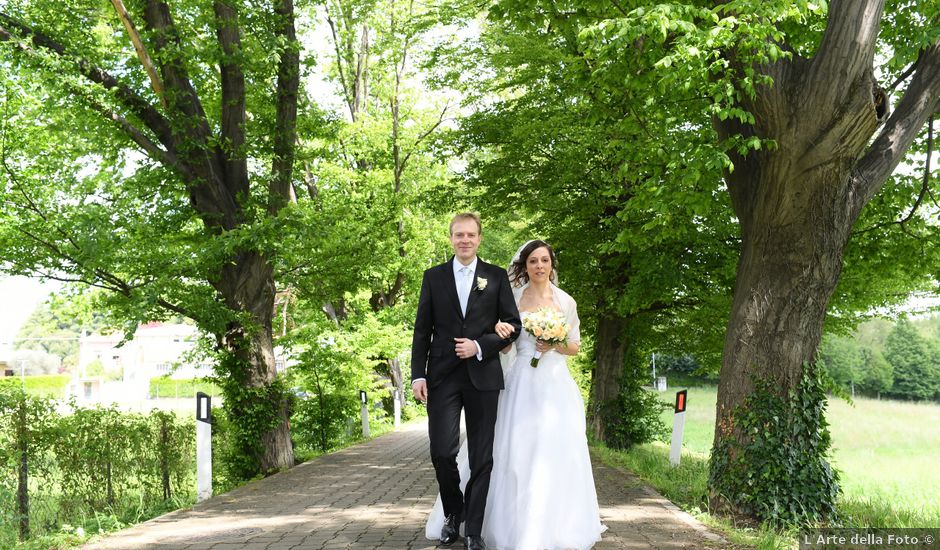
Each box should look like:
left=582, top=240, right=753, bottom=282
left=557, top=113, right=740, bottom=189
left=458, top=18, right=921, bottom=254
left=426, top=284, right=606, bottom=550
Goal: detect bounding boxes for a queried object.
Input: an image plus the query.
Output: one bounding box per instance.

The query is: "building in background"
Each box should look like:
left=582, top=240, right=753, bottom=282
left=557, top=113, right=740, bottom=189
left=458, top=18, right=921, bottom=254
left=71, top=322, right=288, bottom=404
left=78, top=322, right=208, bottom=382
left=73, top=322, right=207, bottom=403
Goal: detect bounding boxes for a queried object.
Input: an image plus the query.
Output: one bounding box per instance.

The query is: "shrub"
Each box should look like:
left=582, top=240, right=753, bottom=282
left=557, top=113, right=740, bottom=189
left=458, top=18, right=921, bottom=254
left=0, top=388, right=196, bottom=544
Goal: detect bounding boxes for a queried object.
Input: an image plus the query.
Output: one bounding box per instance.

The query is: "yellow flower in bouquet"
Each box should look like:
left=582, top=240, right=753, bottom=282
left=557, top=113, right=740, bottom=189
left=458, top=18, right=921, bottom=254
left=522, top=307, right=570, bottom=368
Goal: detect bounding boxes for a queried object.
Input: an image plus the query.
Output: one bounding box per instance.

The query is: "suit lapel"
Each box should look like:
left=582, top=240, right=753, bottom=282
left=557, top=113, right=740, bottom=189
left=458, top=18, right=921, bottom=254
left=443, top=258, right=464, bottom=320
left=464, top=261, right=485, bottom=319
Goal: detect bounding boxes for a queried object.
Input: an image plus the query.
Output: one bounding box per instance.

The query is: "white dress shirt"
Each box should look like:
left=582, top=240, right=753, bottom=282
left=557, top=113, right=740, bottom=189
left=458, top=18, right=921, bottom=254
left=454, top=256, right=478, bottom=315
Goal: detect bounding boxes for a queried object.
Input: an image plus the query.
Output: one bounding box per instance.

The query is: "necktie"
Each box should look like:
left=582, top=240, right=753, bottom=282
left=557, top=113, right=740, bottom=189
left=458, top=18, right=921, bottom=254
left=458, top=266, right=472, bottom=315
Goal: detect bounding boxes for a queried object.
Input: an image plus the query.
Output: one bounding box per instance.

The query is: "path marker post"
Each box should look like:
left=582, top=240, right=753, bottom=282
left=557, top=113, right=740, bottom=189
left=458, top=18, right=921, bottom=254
left=196, top=392, right=212, bottom=502
left=669, top=389, right=687, bottom=466
left=360, top=390, right=370, bottom=438
left=393, top=389, right=401, bottom=428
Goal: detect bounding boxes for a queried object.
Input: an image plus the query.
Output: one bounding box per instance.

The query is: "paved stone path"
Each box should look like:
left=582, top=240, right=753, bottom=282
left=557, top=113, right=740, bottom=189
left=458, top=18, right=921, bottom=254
left=87, top=421, right=729, bottom=550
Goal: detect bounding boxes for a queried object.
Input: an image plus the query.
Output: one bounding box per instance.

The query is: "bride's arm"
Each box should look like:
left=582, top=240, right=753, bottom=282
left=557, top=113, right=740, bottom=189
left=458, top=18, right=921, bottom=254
left=549, top=340, right=579, bottom=356
left=536, top=339, right=579, bottom=356
left=554, top=290, right=580, bottom=356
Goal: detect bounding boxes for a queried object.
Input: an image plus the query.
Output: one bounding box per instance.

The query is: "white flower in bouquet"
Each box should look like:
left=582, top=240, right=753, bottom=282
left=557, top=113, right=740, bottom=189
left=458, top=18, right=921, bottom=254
left=522, top=307, right=570, bottom=368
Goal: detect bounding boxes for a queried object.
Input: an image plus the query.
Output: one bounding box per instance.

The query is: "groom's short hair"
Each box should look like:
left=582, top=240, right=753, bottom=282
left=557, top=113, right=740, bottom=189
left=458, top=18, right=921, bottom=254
left=449, top=212, right=482, bottom=235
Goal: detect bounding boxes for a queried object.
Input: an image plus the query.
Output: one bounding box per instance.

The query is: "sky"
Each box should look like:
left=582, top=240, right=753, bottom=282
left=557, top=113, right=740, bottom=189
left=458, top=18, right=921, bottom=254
left=0, top=276, right=60, bottom=359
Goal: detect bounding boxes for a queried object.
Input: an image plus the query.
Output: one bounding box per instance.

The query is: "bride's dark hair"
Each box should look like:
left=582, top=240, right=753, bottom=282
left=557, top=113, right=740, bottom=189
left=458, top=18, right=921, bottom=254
left=508, top=240, right=557, bottom=287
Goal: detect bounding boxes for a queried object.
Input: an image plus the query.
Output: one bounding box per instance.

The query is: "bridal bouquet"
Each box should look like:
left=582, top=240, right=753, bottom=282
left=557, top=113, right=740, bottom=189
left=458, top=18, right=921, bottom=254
left=522, top=307, right=570, bottom=368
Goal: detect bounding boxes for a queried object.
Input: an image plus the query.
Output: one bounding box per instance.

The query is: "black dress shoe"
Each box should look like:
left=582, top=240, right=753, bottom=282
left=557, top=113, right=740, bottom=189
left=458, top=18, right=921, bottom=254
left=464, top=535, right=486, bottom=550
left=440, top=514, right=461, bottom=546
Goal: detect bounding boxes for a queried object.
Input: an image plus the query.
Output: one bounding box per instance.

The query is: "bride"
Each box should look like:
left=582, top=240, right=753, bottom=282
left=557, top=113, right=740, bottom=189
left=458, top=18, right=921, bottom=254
left=426, top=240, right=606, bottom=550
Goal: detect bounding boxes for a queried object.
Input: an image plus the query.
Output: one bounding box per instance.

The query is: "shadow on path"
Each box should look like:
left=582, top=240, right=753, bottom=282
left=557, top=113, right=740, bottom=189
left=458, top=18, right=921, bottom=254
left=86, top=420, right=728, bottom=549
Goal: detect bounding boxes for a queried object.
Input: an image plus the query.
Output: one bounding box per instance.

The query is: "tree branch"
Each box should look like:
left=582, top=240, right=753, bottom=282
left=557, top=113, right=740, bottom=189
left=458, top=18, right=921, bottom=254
left=327, top=14, right=355, bottom=119
left=4, top=183, right=201, bottom=320
left=353, top=24, right=370, bottom=119
left=852, top=39, right=940, bottom=215
left=391, top=0, right=406, bottom=192
left=5, top=261, right=126, bottom=293
left=608, top=0, right=630, bottom=17
left=214, top=0, right=249, bottom=199
left=107, top=108, right=182, bottom=170
left=904, top=115, right=934, bottom=224
left=110, top=0, right=165, bottom=102
left=1, top=151, right=98, bottom=258
left=67, top=83, right=186, bottom=174
left=142, top=0, right=237, bottom=230
left=399, top=102, right=449, bottom=180
left=142, top=1, right=212, bottom=140
left=887, top=56, right=921, bottom=95
left=269, top=0, right=300, bottom=215
left=156, top=298, right=198, bottom=320
left=8, top=233, right=199, bottom=320
left=0, top=11, right=175, bottom=150
left=809, top=0, right=885, bottom=112
left=856, top=116, right=935, bottom=235
left=301, top=160, right=320, bottom=203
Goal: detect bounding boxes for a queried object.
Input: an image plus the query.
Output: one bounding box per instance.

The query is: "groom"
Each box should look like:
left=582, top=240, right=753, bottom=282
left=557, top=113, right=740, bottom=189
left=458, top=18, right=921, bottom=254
left=411, top=213, right=521, bottom=550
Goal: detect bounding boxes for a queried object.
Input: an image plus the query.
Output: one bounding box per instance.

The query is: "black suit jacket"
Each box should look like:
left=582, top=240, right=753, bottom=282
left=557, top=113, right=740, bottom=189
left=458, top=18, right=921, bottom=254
left=411, top=257, right=522, bottom=391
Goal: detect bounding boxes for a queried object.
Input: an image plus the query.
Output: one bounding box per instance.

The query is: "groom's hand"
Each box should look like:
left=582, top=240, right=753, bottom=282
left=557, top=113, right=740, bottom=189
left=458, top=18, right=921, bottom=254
left=412, top=380, right=428, bottom=403
left=454, top=338, right=478, bottom=359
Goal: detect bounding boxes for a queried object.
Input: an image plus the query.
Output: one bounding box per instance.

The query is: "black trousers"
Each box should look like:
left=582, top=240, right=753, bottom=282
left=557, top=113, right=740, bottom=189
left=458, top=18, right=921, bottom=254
left=427, top=363, right=499, bottom=537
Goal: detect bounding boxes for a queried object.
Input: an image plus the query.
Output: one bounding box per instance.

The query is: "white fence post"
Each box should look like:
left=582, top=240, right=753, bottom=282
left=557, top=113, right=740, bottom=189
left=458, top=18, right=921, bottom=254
left=196, top=392, right=212, bottom=502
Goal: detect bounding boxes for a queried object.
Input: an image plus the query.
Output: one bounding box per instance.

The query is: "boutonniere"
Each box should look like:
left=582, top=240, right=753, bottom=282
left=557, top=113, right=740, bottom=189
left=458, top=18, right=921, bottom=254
left=475, top=277, right=488, bottom=291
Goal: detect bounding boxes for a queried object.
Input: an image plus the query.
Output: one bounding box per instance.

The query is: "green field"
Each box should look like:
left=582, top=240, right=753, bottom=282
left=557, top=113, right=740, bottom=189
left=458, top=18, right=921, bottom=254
left=0, top=374, right=70, bottom=397
left=653, top=384, right=940, bottom=525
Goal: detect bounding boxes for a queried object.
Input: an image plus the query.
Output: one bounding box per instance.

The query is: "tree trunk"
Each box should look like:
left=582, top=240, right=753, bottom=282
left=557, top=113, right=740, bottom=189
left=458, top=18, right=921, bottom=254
left=709, top=144, right=857, bottom=505
left=217, top=250, right=294, bottom=473
left=388, top=357, right=404, bottom=404
left=716, top=165, right=854, bottom=410
left=589, top=313, right=626, bottom=441
left=159, top=415, right=171, bottom=500
left=16, top=398, right=28, bottom=541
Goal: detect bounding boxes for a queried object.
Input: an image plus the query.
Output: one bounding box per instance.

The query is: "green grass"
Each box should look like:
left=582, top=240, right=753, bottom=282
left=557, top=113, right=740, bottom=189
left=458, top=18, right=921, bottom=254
left=591, top=443, right=795, bottom=549
left=662, top=386, right=940, bottom=527
left=651, top=385, right=940, bottom=525
left=594, top=383, right=940, bottom=543
left=655, top=383, right=718, bottom=454
left=825, top=396, right=940, bottom=522
left=0, top=485, right=197, bottom=550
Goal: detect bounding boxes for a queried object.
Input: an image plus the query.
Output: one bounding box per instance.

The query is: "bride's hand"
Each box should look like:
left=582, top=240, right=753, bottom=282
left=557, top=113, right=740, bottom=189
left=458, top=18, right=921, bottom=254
left=535, top=339, right=553, bottom=353
left=495, top=321, right=515, bottom=339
